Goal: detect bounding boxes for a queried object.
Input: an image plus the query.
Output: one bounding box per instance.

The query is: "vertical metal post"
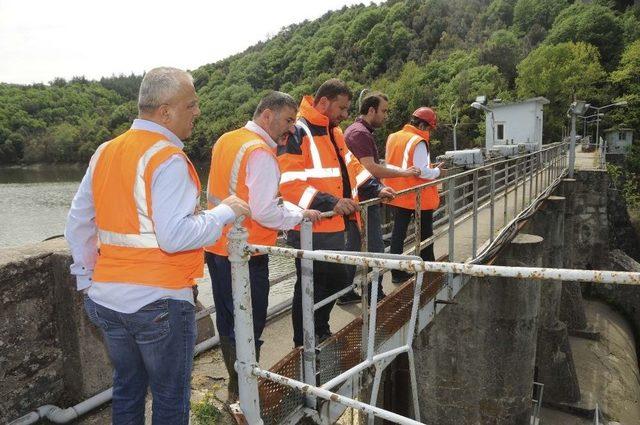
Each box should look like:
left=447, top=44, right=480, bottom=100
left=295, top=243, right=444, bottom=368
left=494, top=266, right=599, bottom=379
left=514, top=158, right=519, bottom=215
left=367, top=268, right=380, bottom=362
left=360, top=206, right=370, bottom=360
left=535, top=152, right=540, bottom=196
left=569, top=113, right=577, bottom=178
left=503, top=162, right=509, bottom=225
left=414, top=189, right=422, bottom=257
left=490, top=165, right=495, bottom=242
left=406, top=271, right=424, bottom=423
left=300, top=219, right=317, bottom=408
left=472, top=170, right=478, bottom=257
left=447, top=177, right=455, bottom=262
left=521, top=158, right=526, bottom=210
left=228, top=222, right=264, bottom=425
left=528, top=155, right=534, bottom=204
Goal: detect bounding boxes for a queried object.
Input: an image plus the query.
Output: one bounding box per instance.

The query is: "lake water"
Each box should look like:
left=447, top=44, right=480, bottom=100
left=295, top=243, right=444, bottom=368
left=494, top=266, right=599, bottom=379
left=0, top=164, right=296, bottom=312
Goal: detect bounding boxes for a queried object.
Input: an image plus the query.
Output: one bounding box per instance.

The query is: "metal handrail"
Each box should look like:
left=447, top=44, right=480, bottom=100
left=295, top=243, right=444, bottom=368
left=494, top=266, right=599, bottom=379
left=227, top=142, right=586, bottom=425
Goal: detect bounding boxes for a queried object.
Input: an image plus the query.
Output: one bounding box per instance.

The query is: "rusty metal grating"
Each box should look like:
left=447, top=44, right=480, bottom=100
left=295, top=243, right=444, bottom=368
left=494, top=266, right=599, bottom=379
left=374, top=272, right=445, bottom=350
left=258, top=271, right=446, bottom=422
left=258, top=347, right=304, bottom=425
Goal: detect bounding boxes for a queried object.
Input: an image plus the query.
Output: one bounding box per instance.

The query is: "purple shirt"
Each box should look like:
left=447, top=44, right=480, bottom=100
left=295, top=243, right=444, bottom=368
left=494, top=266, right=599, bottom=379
left=344, top=117, right=380, bottom=164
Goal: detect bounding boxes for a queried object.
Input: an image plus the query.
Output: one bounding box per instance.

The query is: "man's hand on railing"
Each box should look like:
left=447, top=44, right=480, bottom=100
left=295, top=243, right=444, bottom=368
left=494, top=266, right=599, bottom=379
left=378, top=187, right=396, bottom=200
left=302, top=209, right=322, bottom=222
left=222, top=195, right=251, bottom=218
left=333, top=198, right=360, bottom=215
left=436, top=162, right=448, bottom=177
left=403, top=166, right=422, bottom=177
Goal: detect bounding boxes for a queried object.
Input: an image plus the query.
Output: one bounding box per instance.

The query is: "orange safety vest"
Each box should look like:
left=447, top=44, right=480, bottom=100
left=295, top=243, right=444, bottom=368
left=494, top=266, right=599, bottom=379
left=278, top=96, right=373, bottom=233
left=384, top=124, right=441, bottom=211
left=91, top=128, right=203, bottom=289
left=205, top=127, right=279, bottom=255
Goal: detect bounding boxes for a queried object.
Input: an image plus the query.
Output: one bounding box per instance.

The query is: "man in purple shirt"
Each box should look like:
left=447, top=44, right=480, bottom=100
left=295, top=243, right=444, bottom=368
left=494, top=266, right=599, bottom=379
left=338, top=92, right=420, bottom=305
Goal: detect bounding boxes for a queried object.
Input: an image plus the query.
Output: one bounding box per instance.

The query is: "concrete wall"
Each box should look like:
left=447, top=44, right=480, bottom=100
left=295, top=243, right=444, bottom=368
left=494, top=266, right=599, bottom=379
left=415, top=234, right=543, bottom=425
left=0, top=240, right=111, bottom=423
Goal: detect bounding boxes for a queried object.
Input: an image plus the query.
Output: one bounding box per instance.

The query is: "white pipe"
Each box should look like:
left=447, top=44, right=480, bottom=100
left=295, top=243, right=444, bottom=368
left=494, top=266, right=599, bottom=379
left=249, top=245, right=640, bottom=285
left=9, top=389, right=112, bottom=424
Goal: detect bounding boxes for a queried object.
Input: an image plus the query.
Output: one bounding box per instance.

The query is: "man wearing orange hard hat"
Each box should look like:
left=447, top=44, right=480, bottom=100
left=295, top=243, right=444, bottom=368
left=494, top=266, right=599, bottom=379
left=383, top=107, right=447, bottom=283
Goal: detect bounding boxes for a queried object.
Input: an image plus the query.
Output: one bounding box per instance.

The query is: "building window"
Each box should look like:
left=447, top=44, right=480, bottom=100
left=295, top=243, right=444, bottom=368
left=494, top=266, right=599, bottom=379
left=496, top=124, right=505, bottom=141
left=619, top=132, right=626, bottom=141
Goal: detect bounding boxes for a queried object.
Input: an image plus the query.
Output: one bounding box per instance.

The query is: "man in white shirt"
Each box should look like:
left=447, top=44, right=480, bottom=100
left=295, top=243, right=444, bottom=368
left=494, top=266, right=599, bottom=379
left=205, top=91, right=321, bottom=402
left=65, top=67, right=249, bottom=425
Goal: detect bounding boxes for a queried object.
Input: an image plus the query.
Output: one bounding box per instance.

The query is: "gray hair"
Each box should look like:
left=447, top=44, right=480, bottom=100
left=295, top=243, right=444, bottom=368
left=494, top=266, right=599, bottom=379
left=253, top=91, right=298, bottom=120
left=138, top=67, right=193, bottom=114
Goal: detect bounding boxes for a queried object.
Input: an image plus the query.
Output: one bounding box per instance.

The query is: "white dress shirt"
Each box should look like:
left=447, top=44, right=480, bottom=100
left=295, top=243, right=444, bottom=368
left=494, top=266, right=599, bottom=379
left=64, top=119, right=236, bottom=313
left=414, top=142, right=441, bottom=180
left=243, top=121, right=303, bottom=230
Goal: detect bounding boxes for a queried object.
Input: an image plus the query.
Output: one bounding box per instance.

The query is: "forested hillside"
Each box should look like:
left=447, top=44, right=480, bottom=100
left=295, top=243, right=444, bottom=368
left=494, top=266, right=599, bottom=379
left=1, top=0, right=639, bottom=167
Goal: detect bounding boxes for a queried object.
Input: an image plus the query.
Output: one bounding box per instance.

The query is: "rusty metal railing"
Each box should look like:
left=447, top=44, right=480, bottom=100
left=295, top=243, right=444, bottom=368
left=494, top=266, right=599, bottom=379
left=225, top=142, right=635, bottom=425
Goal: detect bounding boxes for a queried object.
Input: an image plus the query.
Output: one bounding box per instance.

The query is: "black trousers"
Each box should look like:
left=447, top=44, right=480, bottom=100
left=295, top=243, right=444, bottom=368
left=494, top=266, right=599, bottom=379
left=287, top=230, right=349, bottom=347
left=389, top=207, right=435, bottom=275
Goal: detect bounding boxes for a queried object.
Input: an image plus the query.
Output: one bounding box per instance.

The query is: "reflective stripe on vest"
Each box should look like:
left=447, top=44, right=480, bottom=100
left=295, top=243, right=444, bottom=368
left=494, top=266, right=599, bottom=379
left=402, top=135, right=422, bottom=169
left=91, top=139, right=174, bottom=249
left=280, top=120, right=341, bottom=187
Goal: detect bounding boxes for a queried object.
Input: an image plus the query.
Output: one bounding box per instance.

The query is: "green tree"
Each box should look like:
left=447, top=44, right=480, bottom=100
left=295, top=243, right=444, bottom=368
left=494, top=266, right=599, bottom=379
left=516, top=42, right=606, bottom=141
left=479, top=29, right=523, bottom=86
left=545, top=3, right=624, bottom=69
left=513, top=0, right=568, bottom=32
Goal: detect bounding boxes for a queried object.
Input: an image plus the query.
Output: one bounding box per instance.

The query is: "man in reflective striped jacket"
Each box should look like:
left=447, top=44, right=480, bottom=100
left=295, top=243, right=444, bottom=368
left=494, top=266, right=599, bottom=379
left=65, top=67, right=249, bottom=425
left=278, top=78, right=395, bottom=347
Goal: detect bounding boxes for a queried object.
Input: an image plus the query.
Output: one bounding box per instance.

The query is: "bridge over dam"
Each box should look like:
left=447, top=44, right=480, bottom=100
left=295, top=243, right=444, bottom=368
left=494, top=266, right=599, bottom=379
left=3, top=143, right=640, bottom=425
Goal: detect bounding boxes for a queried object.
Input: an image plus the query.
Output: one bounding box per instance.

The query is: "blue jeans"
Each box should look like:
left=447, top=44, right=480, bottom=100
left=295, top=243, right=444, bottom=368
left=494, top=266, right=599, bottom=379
left=84, top=297, right=196, bottom=425
left=205, top=252, right=270, bottom=347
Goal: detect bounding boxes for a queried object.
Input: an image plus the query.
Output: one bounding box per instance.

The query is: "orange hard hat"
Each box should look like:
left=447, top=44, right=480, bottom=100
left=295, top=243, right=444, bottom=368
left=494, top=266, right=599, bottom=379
left=412, top=107, right=437, bottom=128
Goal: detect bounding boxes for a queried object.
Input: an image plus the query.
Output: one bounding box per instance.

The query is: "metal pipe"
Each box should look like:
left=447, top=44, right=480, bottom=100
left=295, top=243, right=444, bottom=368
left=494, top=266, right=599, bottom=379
left=228, top=222, right=263, bottom=425
left=490, top=165, right=495, bottom=242
left=472, top=170, right=478, bottom=257
left=367, top=268, right=381, bottom=362
left=248, top=244, right=640, bottom=285
left=9, top=390, right=113, bottom=425
left=414, top=190, right=422, bottom=256
left=314, top=283, right=357, bottom=311
left=300, top=219, right=317, bottom=408
left=447, top=177, right=456, bottom=261
left=321, top=345, right=409, bottom=391
left=407, top=349, right=421, bottom=422
left=254, top=368, right=423, bottom=425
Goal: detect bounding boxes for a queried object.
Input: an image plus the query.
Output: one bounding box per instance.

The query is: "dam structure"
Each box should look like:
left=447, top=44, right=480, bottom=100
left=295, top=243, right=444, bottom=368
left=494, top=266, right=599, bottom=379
left=3, top=143, right=640, bottom=425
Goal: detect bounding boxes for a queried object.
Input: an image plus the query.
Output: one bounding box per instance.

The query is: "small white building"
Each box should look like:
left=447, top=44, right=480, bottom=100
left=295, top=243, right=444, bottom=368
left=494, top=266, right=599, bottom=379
left=484, top=97, right=549, bottom=151
left=604, top=128, right=634, bottom=154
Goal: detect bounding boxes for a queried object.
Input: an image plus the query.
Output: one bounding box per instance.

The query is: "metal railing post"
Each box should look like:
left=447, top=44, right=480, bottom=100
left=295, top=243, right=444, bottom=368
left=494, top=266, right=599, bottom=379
left=414, top=190, right=422, bottom=257
left=522, top=158, right=527, bottom=210
left=300, top=219, right=317, bottom=408
left=535, top=152, right=540, bottom=196
left=490, top=165, right=495, bottom=242
left=228, top=221, right=264, bottom=425
left=569, top=113, right=577, bottom=178
left=360, top=206, right=370, bottom=360
left=514, top=158, right=519, bottom=215
left=503, top=163, right=509, bottom=225
left=472, top=170, right=478, bottom=257
left=447, top=177, right=455, bottom=262
left=528, top=155, right=534, bottom=205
